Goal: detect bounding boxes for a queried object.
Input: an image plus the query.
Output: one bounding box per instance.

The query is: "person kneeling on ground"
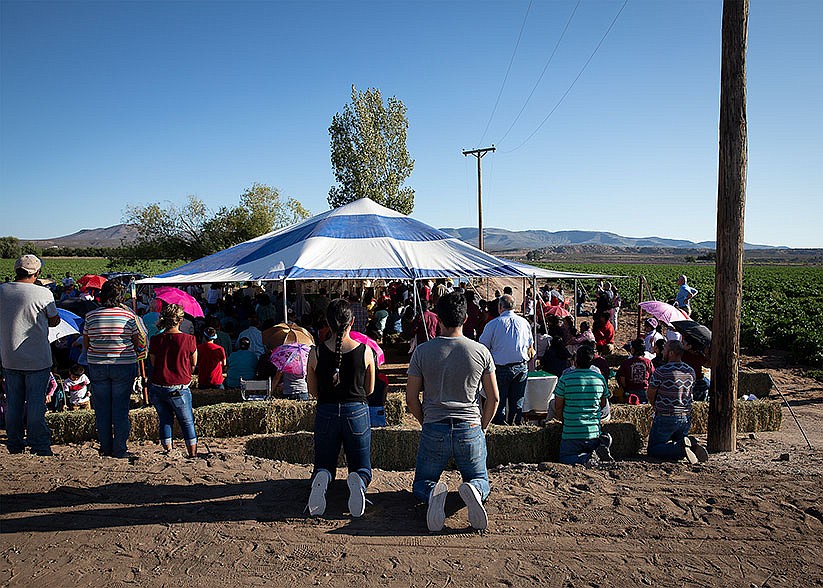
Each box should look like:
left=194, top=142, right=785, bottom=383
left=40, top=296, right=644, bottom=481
left=554, top=345, right=613, bottom=465
left=406, top=291, right=500, bottom=532
left=647, top=340, right=708, bottom=463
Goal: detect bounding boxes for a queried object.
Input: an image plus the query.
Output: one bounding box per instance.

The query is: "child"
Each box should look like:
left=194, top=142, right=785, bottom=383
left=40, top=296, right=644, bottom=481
left=64, top=364, right=91, bottom=410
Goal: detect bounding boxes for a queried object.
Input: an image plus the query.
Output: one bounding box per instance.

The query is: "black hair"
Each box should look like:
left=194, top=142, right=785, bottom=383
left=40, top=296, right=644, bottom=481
left=631, top=338, right=645, bottom=356
left=435, top=291, right=467, bottom=329
left=503, top=286, right=513, bottom=295
left=70, top=364, right=85, bottom=377
left=326, top=299, right=353, bottom=386
left=238, top=337, right=251, bottom=350
left=576, top=344, right=595, bottom=369
left=99, top=281, right=125, bottom=308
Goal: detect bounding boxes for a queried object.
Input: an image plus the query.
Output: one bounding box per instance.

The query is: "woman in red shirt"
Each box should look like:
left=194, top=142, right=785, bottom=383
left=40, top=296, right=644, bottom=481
left=148, top=304, right=198, bottom=457
left=593, top=312, right=615, bottom=356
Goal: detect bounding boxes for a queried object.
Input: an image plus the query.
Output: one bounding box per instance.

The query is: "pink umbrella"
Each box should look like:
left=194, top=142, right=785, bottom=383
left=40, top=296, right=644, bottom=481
left=350, top=331, right=385, bottom=366
left=638, top=301, right=690, bottom=325
left=543, top=305, right=571, bottom=318
left=154, top=286, right=205, bottom=318
left=270, top=343, right=311, bottom=377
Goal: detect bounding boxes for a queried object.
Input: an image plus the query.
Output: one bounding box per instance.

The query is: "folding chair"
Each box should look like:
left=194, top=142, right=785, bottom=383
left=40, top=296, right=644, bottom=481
left=240, top=378, right=272, bottom=401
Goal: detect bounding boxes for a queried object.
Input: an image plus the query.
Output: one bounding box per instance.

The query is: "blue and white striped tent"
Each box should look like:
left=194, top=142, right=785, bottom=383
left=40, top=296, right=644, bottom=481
left=137, top=198, right=612, bottom=284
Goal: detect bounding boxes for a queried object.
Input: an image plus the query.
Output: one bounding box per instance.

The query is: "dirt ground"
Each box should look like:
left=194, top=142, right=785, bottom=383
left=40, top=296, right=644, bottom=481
left=2, top=311, right=822, bottom=587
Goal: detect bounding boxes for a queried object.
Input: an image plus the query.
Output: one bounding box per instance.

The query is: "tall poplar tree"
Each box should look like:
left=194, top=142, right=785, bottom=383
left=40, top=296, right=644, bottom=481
left=328, top=85, right=415, bottom=214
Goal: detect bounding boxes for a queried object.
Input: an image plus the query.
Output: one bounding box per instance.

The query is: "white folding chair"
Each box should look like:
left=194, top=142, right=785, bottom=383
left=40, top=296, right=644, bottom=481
left=240, top=378, right=272, bottom=401
left=522, top=375, right=558, bottom=424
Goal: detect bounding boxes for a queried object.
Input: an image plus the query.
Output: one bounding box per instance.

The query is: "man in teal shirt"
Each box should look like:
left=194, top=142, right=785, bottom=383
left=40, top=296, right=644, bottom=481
left=554, top=344, right=613, bottom=464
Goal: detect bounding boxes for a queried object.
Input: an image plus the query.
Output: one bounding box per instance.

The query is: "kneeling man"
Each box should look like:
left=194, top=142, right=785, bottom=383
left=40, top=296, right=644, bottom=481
left=406, top=292, right=500, bottom=532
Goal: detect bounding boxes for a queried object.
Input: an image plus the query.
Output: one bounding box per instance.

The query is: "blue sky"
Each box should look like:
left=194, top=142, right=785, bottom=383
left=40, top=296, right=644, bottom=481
left=1, top=0, right=820, bottom=247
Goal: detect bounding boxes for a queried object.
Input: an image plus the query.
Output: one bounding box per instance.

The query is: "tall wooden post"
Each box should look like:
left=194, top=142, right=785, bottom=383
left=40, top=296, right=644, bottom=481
left=636, top=276, right=643, bottom=340
left=708, top=0, right=749, bottom=453
left=462, top=146, right=496, bottom=251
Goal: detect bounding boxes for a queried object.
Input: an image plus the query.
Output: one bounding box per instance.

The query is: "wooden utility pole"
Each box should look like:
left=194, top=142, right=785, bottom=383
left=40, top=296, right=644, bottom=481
left=708, top=0, right=749, bottom=453
left=462, top=146, right=496, bottom=251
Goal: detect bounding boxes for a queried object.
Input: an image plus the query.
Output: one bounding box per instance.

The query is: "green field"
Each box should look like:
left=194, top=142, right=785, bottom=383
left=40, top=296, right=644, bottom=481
left=0, top=258, right=181, bottom=282
left=539, top=262, right=823, bottom=368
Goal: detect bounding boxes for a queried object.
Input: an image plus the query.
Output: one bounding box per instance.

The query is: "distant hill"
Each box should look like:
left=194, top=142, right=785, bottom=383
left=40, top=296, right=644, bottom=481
left=27, top=224, right=137, bottom=248
left=440, top=227, right=785, bottom=252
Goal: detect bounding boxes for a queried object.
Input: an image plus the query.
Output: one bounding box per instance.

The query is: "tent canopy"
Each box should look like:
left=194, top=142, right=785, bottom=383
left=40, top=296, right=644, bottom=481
left=137, top=198, right=615, bottom=284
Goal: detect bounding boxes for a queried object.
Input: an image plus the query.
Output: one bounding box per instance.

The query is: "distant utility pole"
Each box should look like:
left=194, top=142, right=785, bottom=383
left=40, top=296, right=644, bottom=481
left=709, top=0, right=749, bottom=453
left=462, top=146, right=496, bottom=251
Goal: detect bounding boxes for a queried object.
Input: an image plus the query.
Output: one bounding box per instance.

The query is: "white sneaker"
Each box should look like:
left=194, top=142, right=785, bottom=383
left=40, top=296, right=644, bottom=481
left=347, top=472, right=366, bottom=517
left=683, top=436, right=709, bottom=464
left=458, top=482, right=488, bottom=530
left=307, top=470, right=331, bottom=516
left=427, top=481, right=448, bottom=532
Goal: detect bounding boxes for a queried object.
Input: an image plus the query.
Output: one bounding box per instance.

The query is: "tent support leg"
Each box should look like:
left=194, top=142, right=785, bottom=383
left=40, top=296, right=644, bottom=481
left=282, top=279, right=288, bottom=324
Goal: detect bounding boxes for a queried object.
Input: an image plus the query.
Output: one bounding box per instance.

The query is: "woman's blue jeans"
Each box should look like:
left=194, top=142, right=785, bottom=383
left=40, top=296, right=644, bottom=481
left=647, top=414, right=691, bottom=460
left=88, top=362, right=137, bottom=457
left=313, top=402, right=372, bottom=486
left=412, top=420, right=490, bottom=503
left=149, top=384, right=197, bottom=446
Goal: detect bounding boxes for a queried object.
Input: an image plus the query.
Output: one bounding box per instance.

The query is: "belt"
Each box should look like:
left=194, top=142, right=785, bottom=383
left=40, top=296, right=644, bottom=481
left=496, top=360, right=527, bottom=368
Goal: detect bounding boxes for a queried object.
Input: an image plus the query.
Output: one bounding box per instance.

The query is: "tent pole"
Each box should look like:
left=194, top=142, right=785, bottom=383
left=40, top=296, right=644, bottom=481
left=573, top=279, right=578, bottom=324
left=282, top=278, right=288, bottom=324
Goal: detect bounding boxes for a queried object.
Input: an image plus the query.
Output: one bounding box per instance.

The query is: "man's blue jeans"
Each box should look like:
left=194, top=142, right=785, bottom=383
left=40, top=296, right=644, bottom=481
left=4, top=368, right=52, bottom=454
left=647, top=414, right=691, bottom=460
left=149, top=384, right=197, bottom=446
left=559, top=437, right=600, bottom=465
left=313, top=402, right=372, bottom=486
left=88, top=362, right=136, bottom=457
left=412, top=420, right=490, bottom=503
left=493, top=362, right=528, bottom=425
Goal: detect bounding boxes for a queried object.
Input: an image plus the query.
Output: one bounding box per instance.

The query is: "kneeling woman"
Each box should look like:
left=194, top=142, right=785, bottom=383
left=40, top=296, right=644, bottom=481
left=148, top=304, right=198, bottom=457
left=305, top=299, right=375, bottom=517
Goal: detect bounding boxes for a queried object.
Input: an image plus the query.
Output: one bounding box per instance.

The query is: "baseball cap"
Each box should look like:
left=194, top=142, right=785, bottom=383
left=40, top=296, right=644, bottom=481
left=15, top=254, right=42, bottom=275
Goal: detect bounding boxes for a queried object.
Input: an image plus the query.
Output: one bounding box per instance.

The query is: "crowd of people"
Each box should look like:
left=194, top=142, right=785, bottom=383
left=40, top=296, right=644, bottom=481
left=0, top=255, right=710, bottom=532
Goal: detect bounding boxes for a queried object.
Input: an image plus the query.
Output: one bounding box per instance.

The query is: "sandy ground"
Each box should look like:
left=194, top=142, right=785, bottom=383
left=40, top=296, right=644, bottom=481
left=2, top=310, right=822, bottom=587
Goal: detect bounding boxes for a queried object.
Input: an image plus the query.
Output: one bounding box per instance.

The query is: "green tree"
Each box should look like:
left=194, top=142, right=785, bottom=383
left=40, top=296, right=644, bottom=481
left=111, top=184, right=310, bottom=263
left=0, top=236, right=21, bottom=259
left=328, top=85, right=415, bottom=214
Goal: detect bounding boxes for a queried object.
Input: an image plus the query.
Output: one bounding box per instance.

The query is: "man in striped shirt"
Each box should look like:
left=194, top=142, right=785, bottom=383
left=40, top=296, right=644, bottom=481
left=554, top=345, right=612, bottom=465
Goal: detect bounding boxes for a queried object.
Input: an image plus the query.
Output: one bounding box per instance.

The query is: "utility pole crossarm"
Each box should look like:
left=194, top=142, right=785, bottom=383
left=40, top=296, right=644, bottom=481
left=462, top=146, right=496, bottom=251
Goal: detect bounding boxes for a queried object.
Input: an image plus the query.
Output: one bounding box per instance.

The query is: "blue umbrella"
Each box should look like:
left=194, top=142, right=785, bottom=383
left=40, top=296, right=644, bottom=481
left=49, top=308, right=84, bottom=343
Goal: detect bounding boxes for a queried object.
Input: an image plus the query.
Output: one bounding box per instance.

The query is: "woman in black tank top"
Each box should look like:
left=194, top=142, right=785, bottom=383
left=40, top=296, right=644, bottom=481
left=305, top=298, right=375, bottom=518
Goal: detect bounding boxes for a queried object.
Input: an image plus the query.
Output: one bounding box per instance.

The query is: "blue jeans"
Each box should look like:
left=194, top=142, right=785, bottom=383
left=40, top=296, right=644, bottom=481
left=559, top=437, right=601, bottom=465
left=412, top=420, right=490, bottom=503
left=493, top=362, right=528, bottom=425
left=4, top=368, right=52, bottom=453
left=313, top=402, right=372, bottom=485
left=88, top=363, right=137, bottom=457
left=647, top=414, right=691, bottom=460
left=149, top=384, right=197, bottom=446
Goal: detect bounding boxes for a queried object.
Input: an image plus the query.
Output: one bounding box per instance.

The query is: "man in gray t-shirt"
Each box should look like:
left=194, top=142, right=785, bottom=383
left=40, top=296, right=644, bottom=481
left=0, top=255, right=60, bottom=456
left=406, top=291, right=499, bottom=532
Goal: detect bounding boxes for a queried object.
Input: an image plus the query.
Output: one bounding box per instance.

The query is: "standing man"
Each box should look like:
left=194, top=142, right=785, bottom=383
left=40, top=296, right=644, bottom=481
left=406, top=292, right=499, bottom=532
left=479, top=294, right=533, bottom=425
left=675, top=275, right=698, bottom=316
left=647, top=340, right=708, bottom=463
left=554, top=345, right=613, bottom=464
left=0, top=255, right=61, bottom=455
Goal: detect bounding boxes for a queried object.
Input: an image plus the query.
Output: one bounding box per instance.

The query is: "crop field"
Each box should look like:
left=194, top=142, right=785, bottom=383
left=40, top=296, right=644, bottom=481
left=0, top=258, right=181, bottom=282
left=540, top=262, right=823, bottom=368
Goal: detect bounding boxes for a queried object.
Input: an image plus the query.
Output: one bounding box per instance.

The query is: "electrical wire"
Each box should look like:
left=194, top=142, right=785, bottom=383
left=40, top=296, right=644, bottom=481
left=495, top=0, right=582, bottom=145
left=478, top=0, right=533, bottom=146
left=499, top=0, right=629, bottom=154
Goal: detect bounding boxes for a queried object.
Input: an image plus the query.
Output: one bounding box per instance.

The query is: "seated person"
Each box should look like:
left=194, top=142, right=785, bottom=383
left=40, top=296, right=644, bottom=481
left=652, top=338, right=666, bottom=369
left=225, top=337, right=259, bottom=388
left=197, top=327, right=227, bottom=389
left=616, top=339, right=655, bottom=404
left=64, top=364, right=91, bottom=410
left=540, top=337, right=572, bottom=378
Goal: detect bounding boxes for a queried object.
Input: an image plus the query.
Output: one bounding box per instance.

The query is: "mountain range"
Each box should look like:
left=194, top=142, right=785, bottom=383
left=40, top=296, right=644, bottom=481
left=26, top=223, right=784, bottom=251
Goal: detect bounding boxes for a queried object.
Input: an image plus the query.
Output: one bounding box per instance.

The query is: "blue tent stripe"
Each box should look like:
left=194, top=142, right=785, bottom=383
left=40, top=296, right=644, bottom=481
left=235, top=214, right=449, bottom=266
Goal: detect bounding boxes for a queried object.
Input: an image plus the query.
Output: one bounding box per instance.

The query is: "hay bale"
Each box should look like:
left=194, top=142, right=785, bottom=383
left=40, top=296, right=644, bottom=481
left=738, top=372, right=773, bottom=399
left=46, top=410, right=97, bottom=444
left=191, top=388, right=244, bottom=407
left=384, top=393, right=405, bottom=426
left=245, top=423, right=643, bottom=470
left=263, top=400, right=315, bottom=432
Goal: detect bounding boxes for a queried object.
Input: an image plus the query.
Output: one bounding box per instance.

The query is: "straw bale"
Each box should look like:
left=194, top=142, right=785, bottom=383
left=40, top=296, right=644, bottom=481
left=191, top=388, right=244, bottom=407
left=738, top=372, right=773, bottom=398
left=384, top=393, right=405, bottom=426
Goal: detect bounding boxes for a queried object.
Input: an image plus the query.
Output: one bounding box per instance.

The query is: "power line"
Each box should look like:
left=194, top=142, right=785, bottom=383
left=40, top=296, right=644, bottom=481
left=500, top=0, right=629, bottom=154
left=495, top=0, right=582, bottom=146
left=478, top=0, right=533, bottom=145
